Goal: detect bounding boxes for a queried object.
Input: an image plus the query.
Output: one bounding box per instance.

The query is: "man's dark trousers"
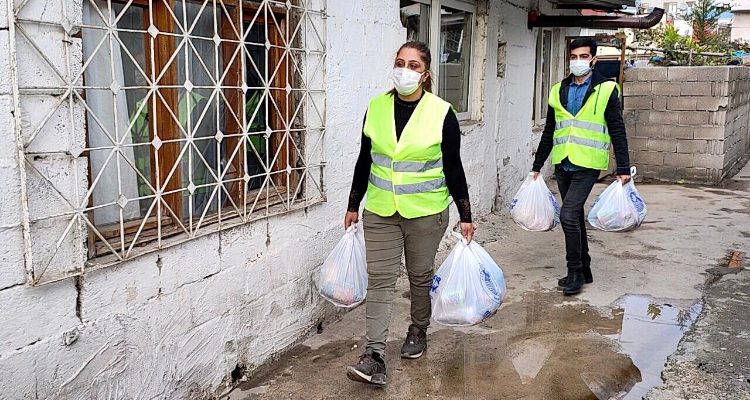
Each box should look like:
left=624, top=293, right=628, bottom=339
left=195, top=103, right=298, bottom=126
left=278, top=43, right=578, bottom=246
left=554, top=166, right=600, bottom=272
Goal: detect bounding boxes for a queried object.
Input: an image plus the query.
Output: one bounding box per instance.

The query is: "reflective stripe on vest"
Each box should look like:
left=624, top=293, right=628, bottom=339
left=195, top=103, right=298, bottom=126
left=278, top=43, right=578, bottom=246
left=371, top=152, right=444, bottom=172
left=552, top=136, right=610, bottom=151
left=555, top=119, right=609, bottom=134
left=369, top=173, right=446, bottom=195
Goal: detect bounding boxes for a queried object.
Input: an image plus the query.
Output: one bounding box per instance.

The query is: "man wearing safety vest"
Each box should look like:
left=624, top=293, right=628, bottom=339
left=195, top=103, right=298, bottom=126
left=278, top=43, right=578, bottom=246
left=531, top=37, right=631, bottom=295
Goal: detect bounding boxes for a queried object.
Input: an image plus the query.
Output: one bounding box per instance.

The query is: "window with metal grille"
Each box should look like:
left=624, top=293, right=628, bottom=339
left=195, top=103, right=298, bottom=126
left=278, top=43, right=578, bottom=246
left=10, top=0, right=327, bottom=285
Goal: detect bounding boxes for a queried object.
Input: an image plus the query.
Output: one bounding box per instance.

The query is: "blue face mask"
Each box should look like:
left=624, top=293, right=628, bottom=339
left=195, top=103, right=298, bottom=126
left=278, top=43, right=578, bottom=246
left=570, top=59, right=592, bottom=77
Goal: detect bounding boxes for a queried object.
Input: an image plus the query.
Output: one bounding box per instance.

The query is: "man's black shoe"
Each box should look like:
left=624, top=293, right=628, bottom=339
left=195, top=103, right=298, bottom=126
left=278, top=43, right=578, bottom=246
left=401, top=325, right=427, bottom=359
left=346, top=350, right=387, bottom=386
left=558, top=265, right=593, bottom=287
left=563, top=270, right=585, bottom=295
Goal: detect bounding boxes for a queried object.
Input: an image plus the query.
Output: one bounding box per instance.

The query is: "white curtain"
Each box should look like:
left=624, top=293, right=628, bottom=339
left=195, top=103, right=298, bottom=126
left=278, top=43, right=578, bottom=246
left=82, top=0, right=141, bottom=226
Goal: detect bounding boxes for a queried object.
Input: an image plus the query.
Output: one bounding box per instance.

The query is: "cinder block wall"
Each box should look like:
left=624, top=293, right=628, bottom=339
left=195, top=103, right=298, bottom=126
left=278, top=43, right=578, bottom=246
left=623, top=66, right=750, bottom=184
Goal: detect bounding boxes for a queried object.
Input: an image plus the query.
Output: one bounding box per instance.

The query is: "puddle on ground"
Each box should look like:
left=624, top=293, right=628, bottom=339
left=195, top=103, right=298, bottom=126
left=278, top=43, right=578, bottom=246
left=608, top=295, right=702, bottom=400
left=228, top=291, right=701, bottom=400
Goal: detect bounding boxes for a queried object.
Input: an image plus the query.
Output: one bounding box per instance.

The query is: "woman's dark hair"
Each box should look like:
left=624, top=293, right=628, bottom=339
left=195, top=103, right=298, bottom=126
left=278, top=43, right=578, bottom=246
left=388, top=41, right=433, bottom=96
left=570, top=37, right=598, bottom=57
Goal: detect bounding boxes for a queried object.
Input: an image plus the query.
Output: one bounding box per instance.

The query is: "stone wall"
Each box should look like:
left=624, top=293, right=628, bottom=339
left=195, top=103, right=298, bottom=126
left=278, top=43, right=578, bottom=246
left=623, top=66, right=750, bottom=184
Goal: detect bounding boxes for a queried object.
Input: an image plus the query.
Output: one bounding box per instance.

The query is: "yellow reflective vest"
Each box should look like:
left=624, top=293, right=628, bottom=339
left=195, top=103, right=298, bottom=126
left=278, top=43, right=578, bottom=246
left=364, top=92, right=451, bottom=219
left=549, top=80, right=617, bottom=170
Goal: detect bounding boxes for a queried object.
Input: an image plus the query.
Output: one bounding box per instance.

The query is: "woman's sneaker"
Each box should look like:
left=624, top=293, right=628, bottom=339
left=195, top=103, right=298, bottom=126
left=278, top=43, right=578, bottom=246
left=346, top=350, right=387, bottom=386
left=400, top=325, right=427, bottom=359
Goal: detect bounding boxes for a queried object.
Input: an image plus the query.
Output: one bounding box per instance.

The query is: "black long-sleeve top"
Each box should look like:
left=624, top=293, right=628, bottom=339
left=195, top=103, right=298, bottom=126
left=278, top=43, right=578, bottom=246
left=347, top=94, right=472, bottom=223
left=533, top=70, right=631, bottom=176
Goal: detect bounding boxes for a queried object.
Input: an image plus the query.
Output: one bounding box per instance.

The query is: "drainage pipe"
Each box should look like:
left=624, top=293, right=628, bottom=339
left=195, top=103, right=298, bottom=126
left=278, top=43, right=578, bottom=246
left=528, top=7, right=664, bottom=29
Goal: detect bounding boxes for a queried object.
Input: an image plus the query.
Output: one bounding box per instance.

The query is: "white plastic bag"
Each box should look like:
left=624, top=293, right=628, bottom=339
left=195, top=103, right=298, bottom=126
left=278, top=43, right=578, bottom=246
left=587, top=167, right=647, bottom=232
left=318, top=225, right=368, bottom=308
left=510, top=172, right=560, bottom=231
left=430, top=233, right=507, bottom=327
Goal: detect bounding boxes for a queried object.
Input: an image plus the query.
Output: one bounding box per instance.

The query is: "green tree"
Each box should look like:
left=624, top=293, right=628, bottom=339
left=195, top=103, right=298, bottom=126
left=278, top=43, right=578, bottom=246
left=682, top=0, right=729, bottom=45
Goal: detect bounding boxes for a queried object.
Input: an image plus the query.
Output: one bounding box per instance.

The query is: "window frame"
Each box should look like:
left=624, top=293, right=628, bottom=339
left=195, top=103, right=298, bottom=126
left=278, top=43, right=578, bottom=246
left=85, top=0, right=298, bottom=258
left=533, top=27, right=556, bottom=127
left=403, top=0, right=477, bottom=120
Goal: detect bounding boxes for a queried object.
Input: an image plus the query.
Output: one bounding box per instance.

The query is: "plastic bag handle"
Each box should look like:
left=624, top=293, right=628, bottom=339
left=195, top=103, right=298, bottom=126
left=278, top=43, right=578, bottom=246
left=630, top=166, right=637, bottom=177
left=450, top=231, right=484, bottom=267
left=346, top=224, right=357, bottom=233
left=451, top=231, right=466, bottom=244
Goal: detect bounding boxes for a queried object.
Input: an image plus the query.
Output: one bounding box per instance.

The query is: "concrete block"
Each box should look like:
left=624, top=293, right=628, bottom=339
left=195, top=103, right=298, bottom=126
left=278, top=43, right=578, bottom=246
left=708, top=111, right=727, bottom=125
left=661, top=125, right=694, bottom=139
left=625, top=124, right=638, bottom=137
left=693, top=126, right=727, bottom=140
left=677, top=139, right=708, bottom=154
left=25, top=154, right=87, bottom=221
left=695, top=96, right=729, bottom=111
left=648, top=111, right=679, bottom=125
left=28, top=215, right=86, bottom=283
left=82, top=254, right=160, bottom=319
left=637, top=125, right=663, bottom=137
left=20, top=95, right=86, bottom=156
left=667, top=97, right=697, bottom=111
left=0, top=282, right=79, bottom=352
left=693, top=154, right=725, bottom=169
left=628, top=137, right=649, bottom=151
left=0, top=96, right=16, bottom=162
left=624, top=68, right=637, bottom=82
left=647, top=138, right=678, bottom=152
left=652, top=96, right=668, bottom=111
left=638, top=151, right=664, bottom=166
left=713, top=82, right=730, bottom=97
left=624, top=96, right=652, bottom=110
left=678, top=111, right=709, bottom=126
left=0, top=162, right=22, bottom=228
left=652, top=82, right=682, bottom=96
left=702, top=67, right=730, bottom=82
left=0, top=32, right=11, bottom=96
left=623, top=110, right=640, bottom=125
left=157, top=234, right=221, bottom=296
left=680, top=82, right=713, bottom=96
left=0, top=0, right=7, bottom=29
left=0, top=227, right=27, bottom=289
left=668, top=67, right=699, bottom=82
left=664, top=152, right=695, bottom=168
left=623, top=82, right=652, bottom=96
left=637, top=67, right=668, bottom=81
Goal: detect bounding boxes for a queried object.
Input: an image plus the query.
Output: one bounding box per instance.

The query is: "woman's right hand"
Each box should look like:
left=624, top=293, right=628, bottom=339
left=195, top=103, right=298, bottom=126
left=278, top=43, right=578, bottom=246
left=344, top=211, right=359, bottom=229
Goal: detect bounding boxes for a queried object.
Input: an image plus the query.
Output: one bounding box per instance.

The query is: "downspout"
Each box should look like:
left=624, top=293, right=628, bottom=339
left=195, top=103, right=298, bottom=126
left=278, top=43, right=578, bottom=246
left=528, top=8, right=664, bottom=29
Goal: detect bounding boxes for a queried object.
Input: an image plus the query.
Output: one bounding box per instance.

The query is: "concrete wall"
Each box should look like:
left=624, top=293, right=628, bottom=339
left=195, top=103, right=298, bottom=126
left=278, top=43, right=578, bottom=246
left=0, top=0, right=575, bottom=397
left=623, top=66, right=750, bottom=184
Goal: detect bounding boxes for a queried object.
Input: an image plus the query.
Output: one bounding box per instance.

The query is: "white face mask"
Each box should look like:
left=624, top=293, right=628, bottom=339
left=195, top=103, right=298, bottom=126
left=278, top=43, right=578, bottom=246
left=570, top=59, right=592, bottom=77
left=392, top=67, right=424, bottom=96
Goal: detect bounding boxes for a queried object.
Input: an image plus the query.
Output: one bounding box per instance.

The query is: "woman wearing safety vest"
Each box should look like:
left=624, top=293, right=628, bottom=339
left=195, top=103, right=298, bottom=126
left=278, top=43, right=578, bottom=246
left=532, top=37, right=631, bottom=296
left=343, top=41, right=475, bottom=386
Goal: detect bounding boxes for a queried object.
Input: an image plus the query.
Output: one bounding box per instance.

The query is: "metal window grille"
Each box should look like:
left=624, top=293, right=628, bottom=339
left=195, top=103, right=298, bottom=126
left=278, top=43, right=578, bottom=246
left=8, top=0, right=327, bottom=285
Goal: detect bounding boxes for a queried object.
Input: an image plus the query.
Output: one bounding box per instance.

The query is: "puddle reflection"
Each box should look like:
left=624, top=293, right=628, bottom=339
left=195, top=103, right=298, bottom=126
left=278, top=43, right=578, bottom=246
left=609, top=295, right=702, bottom=400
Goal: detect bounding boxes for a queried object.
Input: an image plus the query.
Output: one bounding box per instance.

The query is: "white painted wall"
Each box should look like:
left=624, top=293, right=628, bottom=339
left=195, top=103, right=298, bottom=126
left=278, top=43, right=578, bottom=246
left=0, top=0, right=576, bottom=397
left=732, top=12, right=750, bottom=42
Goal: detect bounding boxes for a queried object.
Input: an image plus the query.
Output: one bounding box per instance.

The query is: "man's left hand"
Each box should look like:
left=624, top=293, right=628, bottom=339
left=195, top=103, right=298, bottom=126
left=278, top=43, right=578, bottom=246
left=617, top=175, right=631, bottom=184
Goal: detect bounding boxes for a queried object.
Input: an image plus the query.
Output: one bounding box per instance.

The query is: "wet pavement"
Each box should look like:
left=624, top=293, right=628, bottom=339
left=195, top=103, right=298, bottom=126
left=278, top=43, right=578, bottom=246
left=226, top=161, right=750, bottom=400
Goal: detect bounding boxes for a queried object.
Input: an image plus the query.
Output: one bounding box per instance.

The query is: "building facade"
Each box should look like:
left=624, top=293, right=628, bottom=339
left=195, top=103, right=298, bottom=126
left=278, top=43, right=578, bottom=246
left=0, top=0, right=580, bottom=397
